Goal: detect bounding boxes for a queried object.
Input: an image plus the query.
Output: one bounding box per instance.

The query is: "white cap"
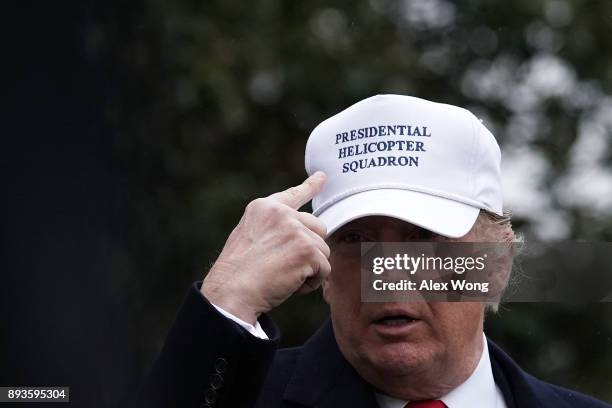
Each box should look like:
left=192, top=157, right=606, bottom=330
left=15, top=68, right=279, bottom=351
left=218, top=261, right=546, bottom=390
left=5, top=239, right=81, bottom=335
left=305, top=94, right=503, bottom=238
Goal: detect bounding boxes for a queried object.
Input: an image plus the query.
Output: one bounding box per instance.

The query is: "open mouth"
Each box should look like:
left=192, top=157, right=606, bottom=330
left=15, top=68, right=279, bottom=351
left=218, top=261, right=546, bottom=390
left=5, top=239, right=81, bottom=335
left=374, top=314, right=417, bottom=326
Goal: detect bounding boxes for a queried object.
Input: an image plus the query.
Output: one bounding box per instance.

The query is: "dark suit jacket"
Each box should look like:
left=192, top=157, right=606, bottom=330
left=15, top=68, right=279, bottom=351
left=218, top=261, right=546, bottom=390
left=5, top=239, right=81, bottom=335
left=134, top=283, right=611, bottom=408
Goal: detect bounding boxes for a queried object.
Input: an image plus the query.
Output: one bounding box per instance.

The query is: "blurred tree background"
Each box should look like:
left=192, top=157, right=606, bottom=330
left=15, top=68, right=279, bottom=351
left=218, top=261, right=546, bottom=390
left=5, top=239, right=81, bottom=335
left=88, top=0, right=612, bottom=404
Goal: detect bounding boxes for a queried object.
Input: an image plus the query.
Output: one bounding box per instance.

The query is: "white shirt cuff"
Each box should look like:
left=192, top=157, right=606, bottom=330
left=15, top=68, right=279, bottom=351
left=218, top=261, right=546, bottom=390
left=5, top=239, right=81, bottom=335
left=211, top=303, right=269, bottom=340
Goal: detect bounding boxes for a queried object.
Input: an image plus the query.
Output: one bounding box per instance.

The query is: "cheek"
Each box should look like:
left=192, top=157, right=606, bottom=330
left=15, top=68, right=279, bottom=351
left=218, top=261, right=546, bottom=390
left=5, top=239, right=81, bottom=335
left=327, top=256, right=368, bottom=360
left=327, top=253, right=362, bottom=317
left=430, top=303, right=484, bottom=343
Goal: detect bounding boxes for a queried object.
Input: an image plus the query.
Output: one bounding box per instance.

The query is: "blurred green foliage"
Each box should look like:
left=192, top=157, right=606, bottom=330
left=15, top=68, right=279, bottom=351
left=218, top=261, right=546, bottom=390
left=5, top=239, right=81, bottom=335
left=93, top=0, right=612, bottom=402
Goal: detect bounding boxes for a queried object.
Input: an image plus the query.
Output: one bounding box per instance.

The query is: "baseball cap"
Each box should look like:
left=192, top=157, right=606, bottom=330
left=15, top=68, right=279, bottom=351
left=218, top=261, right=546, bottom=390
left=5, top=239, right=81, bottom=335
left=304, top=94, right=503, bottom=238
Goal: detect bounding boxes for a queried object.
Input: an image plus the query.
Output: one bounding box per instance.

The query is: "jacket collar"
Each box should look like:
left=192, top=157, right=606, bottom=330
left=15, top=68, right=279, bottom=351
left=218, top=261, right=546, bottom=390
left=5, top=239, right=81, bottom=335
left=487, top=339, right=576, bottom=408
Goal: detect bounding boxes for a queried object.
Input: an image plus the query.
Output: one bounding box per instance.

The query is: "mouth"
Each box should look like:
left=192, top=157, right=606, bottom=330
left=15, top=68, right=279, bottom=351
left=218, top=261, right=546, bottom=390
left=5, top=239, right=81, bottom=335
left=370, top=309, right=421, bottom=336
left=374, top=315, right=417, bottom=326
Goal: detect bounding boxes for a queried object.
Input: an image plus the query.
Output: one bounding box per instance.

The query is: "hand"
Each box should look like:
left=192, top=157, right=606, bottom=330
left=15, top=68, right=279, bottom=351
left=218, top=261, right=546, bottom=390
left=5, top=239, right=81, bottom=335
left=201, top=172, right=330, bottom=325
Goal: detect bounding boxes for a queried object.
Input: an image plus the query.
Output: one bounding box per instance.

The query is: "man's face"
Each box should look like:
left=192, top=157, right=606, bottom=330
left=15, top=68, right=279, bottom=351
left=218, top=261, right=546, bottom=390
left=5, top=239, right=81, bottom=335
left=323, top=216, right=485, bottom=397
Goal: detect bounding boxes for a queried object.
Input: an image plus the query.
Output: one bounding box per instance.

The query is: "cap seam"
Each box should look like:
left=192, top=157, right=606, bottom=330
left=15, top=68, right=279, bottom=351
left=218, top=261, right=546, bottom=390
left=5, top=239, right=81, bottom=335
left=313, top=184, right=491, bottom=216
left=468, top=113, right=479, bottom=201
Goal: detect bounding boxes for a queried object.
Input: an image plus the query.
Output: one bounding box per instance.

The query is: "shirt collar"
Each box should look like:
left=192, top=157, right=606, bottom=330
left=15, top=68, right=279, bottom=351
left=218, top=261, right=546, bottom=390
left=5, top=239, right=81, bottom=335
left=375, top=333, right=497, bottom=408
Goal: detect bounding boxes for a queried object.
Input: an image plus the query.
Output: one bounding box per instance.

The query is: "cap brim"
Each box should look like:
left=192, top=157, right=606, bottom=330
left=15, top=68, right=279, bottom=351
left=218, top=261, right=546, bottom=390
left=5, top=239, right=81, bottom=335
left=317, top=189, right=480, bottom=239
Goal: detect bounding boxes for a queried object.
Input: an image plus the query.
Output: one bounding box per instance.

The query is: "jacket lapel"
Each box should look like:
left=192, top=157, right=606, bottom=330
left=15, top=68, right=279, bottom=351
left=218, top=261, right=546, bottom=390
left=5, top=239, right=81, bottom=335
left=283, top=319, right=379, bottom=408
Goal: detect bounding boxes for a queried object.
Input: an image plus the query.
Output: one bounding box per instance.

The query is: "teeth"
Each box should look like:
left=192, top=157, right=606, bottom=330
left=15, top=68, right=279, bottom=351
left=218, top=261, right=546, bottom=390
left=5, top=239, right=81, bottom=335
left=380, top=317, right=413, bottom=326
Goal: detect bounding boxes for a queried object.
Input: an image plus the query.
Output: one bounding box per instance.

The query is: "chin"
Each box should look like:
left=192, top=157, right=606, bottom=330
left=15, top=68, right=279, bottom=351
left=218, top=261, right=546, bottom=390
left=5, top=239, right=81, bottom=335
left=361, top=341, right=440, bottom=376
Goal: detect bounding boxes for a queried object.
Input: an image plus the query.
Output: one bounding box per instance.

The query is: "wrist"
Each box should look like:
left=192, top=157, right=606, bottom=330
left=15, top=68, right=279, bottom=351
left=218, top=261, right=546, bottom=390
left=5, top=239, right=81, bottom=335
left=201, top=280, right=260, bottom=325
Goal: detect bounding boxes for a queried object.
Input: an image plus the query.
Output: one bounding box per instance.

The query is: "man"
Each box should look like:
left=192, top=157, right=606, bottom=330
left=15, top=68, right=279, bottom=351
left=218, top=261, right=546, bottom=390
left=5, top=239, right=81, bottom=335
left=135, top=95, right=610, bottom=407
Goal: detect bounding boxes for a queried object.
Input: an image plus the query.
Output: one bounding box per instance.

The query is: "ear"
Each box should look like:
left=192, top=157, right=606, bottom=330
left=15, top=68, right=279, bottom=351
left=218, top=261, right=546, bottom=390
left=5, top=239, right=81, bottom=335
left=486, top=242, right=515, bottom=299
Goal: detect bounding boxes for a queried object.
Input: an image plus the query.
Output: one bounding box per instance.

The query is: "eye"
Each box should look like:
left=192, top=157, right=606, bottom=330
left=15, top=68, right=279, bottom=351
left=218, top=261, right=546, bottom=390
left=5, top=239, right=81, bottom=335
left=405, top=228, right=440, bottom=241
left=332, top=229, right=376, bottom=245
left=340, top=232, right=364, bottom=243
left=420, top=229, right=437, bottom=240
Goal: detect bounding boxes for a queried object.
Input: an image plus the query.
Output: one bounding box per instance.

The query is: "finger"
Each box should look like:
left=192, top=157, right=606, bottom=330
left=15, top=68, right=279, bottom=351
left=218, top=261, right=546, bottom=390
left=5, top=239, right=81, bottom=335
left=301, top=227, right=330, bottom=259
left=267, top=171, right=326, bottom=210
left=315, top=250, right=332, bottom=280
left=295, top=251, right=331, bottom=294
left=296, top=211, right=327, bottom=238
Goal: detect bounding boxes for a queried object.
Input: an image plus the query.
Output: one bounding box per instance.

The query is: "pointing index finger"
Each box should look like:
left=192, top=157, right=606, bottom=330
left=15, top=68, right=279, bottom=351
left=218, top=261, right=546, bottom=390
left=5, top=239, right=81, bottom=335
left=268, top=171, right=327, bottom=210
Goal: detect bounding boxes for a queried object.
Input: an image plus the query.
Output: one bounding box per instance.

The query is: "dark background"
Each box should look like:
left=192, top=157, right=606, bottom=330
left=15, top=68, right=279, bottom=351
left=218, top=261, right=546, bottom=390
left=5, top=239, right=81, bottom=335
left=3, top=1, right=612, bottom=407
